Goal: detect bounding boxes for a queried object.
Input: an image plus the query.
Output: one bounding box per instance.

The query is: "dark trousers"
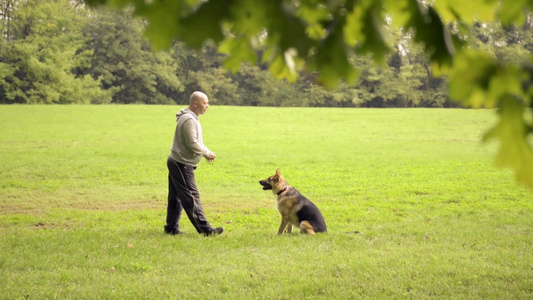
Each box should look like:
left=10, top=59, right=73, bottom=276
left=165, top=157, right=214, bottom=234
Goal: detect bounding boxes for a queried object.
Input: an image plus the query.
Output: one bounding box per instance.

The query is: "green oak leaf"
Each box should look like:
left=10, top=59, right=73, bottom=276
left=177, top=0, right=231, bottom=48
left=218, top=37, right=257, bottom=73
left=267, top=49, right=305, bottom=83
left=448, top=50, right=498, bottom=108
left=345, top=0, right=390, bottom=64
left=449, top=50, right=530, bottom=108
left=263, top=0, right=313, bottom=56
left=432, top=0, right=498, bottom=24
left=498, top=0, right=528, bottom=25
left=403, top=2, right=455, bottom=67
left=316, top=37, right=359, bottom=88
left=483, top=97, right=533, bottom=188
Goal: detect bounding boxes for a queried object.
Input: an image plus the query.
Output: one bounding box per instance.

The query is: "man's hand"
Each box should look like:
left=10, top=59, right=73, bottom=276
left=206, top=151, right=216, bottom=163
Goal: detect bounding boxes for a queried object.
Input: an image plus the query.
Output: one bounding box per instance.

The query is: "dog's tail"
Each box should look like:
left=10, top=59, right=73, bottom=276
left=299, top=221, right=315, bottom=235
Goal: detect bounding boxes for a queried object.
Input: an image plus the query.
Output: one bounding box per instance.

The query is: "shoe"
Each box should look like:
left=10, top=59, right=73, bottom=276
left=205, top=227, right=224, bottom=236
left=164, top=227, right=186, bottom=235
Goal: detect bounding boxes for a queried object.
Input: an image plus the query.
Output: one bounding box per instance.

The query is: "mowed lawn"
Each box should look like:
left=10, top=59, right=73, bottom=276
left=0, top=105, right=531, bottom=299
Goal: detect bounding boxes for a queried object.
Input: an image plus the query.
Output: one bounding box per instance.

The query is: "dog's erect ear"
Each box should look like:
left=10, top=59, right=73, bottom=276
left=275, top=168, right=284, bottom=182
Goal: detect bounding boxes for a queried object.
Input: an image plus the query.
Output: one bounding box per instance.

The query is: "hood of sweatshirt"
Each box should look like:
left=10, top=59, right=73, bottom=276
left=176, top=108, right=198, bottom=121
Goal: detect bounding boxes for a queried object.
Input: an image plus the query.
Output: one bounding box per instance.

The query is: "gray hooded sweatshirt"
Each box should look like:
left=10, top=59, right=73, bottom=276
left=169, top=108, right=210, bottom=166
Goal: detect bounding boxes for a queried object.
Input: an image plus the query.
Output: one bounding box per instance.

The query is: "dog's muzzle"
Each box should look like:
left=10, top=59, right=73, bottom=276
left=259, top=180, right=272, bottom=190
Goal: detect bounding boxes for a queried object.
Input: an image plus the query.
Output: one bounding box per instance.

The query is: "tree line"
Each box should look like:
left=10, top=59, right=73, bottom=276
left=0, top=0, right=532, bottom=107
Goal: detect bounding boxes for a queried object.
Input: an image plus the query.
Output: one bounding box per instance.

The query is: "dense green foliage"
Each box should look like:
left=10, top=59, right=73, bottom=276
left=0, top=0, right=530, bottom=108
left=1, top=106, right=531, bottom=298
left=0, top=0, right=109, bottom=104
left=0, top=0, right=183, bottom=104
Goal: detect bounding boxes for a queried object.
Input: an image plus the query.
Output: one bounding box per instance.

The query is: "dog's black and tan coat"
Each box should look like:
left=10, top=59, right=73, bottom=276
left=259, top=169, right=327, bottom=235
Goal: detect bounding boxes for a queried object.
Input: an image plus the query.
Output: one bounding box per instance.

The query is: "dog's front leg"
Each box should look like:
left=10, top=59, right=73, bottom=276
left=278, top=218, right=289, bottom=235
left=286, top=224, right=293, bottom=233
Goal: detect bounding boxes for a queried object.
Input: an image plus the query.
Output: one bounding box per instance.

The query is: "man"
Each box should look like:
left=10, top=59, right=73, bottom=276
left=164, top=91, right=224, bottom=236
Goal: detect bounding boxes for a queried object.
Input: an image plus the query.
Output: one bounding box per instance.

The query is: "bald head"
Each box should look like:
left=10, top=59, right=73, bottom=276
left=190, top=91, right=207, bottom=104
left=188, top=91, right=209, bottom=116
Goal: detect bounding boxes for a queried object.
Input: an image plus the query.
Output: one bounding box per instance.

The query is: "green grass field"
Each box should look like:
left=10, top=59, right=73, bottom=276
left=0, top=105, right=531, bottom=299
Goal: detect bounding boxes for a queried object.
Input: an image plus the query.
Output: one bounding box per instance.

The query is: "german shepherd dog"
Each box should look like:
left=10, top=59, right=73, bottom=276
left=259, top=169, right=327, bottom=235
